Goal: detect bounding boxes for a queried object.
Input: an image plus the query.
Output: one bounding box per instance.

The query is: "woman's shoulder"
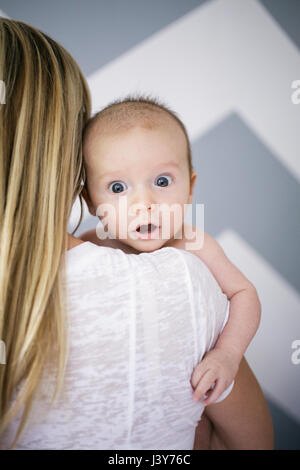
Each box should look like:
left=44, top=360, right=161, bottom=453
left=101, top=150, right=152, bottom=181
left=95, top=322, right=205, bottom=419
left=65, top=233, right=211, bottom=283
left=67, top=234, right=86, bottom=250
left=65, top=240, right=114, bottom=275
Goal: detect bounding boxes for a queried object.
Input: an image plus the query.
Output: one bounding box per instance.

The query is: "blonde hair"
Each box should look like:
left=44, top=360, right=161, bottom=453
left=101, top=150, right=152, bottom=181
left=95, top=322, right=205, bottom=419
left=0, top=19, right=91, bottom=448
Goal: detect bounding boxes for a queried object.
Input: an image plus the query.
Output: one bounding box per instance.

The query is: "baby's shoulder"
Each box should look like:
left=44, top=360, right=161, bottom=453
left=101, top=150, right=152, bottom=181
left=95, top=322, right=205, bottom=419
left=80, top=229, right=118, bottom=249
left=169, top=225, right=215, bottom=259
left=80, top=228, right=98, bottom=243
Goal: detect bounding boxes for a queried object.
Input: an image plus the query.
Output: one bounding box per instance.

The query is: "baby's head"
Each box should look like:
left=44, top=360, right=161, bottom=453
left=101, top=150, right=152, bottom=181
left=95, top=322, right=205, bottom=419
left=82, top=96, right=197, bottom=253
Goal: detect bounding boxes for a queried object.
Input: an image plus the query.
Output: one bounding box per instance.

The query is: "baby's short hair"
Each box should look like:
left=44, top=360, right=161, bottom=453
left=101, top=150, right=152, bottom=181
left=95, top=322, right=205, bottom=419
left=83, top=94, right=194, bottom=179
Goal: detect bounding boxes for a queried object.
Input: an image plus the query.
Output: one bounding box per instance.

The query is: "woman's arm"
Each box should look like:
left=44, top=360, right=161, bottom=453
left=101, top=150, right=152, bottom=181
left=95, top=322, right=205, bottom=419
left=193, top=357, right=274, bottom=450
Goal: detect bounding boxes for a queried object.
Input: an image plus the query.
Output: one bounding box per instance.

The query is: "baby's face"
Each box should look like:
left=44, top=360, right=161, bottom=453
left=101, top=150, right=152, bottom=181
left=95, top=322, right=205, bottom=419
left=83, top=120, right=197, bottom=253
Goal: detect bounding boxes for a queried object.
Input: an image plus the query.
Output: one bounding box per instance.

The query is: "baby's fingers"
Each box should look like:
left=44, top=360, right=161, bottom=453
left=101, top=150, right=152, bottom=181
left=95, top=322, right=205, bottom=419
left=192, top=370, right=216, bottom=402
left=190, top=361, right=210, bottom=389
left=202, top=379, right=226, bottom=406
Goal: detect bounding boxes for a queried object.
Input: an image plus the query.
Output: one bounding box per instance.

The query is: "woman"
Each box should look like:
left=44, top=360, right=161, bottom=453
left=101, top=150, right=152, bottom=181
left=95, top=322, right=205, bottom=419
left=0, top=18, right=273, bottom=450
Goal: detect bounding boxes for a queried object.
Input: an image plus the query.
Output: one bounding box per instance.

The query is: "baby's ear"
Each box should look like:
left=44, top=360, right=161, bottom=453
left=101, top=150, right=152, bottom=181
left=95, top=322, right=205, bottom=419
left=188, top=171, right=197, bottom=204
left=81, top=185, right=96, bottom=216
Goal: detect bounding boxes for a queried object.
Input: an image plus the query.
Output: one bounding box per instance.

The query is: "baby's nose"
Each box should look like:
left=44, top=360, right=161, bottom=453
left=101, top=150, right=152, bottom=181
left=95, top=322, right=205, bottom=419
left=129, top=189, right=159, bottom=225
left=132, top=202, right=153, bottom=219
left=131, top=187, right=154, bottom=211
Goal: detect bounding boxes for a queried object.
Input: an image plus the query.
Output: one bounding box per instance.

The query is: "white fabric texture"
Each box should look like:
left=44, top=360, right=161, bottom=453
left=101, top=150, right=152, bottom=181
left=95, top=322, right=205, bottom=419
left=1, top=242, right=233, bottom=450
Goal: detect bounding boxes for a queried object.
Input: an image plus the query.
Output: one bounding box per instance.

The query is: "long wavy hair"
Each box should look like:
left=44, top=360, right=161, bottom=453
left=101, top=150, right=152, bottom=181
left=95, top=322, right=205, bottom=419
left=0, top=19, right=91, bottom=448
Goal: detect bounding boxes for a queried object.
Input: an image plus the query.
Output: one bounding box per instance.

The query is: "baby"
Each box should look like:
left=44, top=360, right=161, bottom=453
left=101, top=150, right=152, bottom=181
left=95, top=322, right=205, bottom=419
left=80, top=96, right=261, bottom=406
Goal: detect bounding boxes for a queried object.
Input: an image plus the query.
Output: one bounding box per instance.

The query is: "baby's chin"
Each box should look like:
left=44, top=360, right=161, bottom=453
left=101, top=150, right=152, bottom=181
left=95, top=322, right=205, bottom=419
left=123, top=236, right=169, bottom=254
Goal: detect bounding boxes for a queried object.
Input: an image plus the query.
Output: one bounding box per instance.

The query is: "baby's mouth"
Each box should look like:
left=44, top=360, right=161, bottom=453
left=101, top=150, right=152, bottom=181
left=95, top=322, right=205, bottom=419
left=134, top=223, right=161, bottom=240
left=136, top=223, right=158, bottom=234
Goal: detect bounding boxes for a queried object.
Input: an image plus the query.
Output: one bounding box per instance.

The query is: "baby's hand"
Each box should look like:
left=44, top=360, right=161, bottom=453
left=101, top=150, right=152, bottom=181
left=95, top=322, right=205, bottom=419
left=190, top=348, right=239, bottom=406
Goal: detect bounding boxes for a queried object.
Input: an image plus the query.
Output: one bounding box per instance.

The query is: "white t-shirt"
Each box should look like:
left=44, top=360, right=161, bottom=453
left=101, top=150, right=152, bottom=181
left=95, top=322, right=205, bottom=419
left=1, top=242, right=233, bottom=450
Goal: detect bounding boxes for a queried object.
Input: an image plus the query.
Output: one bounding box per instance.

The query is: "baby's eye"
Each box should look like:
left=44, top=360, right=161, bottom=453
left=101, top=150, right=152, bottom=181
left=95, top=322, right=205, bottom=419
left=108, top=181, right=127, bottom=193
left=155, top=175, right=173, bottom=187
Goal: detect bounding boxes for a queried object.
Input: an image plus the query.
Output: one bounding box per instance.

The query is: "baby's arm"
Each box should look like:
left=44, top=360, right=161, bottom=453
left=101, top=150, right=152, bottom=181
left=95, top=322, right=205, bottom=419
left=169, top=225, right=261, bottom=406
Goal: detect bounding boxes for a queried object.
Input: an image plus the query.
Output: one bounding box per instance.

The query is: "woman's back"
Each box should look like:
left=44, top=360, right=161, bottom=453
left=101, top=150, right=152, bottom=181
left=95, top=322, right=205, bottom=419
left=1, top=243, right=232, bottom=450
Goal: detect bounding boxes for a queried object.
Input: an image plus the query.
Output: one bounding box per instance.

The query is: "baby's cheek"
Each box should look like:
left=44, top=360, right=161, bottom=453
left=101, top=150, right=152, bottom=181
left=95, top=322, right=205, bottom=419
left=94, top=204, right=118, bottom=239
left=161, top=216, right=183, bottom=242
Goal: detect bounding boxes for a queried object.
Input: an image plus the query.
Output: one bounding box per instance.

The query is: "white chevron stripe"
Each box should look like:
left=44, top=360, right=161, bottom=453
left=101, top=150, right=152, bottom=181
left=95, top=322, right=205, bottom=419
left=0, top=9, right=9, bottom=18
left=217, top=229, right=300, bottom=423
left=88, top=0, right=300, bottom=182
